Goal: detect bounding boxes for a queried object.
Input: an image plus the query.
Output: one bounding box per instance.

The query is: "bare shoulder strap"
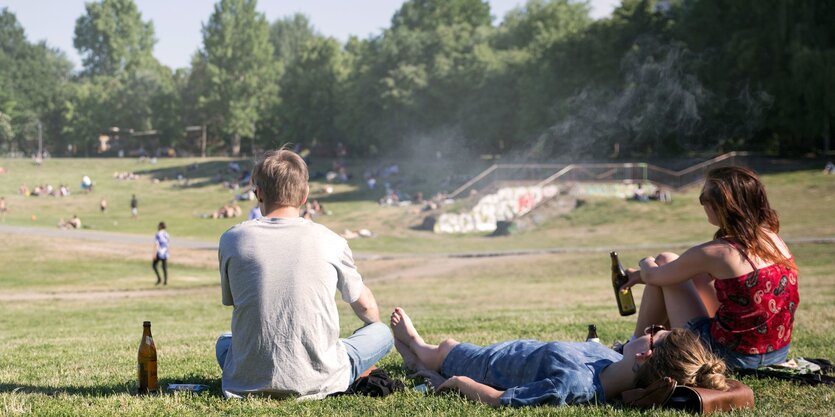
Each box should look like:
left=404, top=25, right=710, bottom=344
left=718, top=238, right=757, bottom=270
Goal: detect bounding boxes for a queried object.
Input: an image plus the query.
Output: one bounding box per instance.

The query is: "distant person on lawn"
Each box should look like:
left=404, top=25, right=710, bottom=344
left=215, top=147, right=392, bottom=399
left=152, top=222, right=170, bottom=285
left=130, top=194, right=138, bottom=218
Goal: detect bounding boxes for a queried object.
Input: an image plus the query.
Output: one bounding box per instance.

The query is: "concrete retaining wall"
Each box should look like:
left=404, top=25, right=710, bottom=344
left=434, top=182, right=658, bottom=234
left=435, top=185, right=559, bottom=234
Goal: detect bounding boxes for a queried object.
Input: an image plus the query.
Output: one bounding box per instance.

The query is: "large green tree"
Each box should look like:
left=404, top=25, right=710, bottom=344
left=270, top=14, right=317, bottom=64
left=73, top=0, right=156, bottom=77
left=0, top=8, right=72, bottom=156
left=69, top=0, right=179, bottom=155
left=255, top=14, right=320, bottom=150
left=675, top=0, right=835, bottom=154
left=200, top=0, right=275, bottom=156
left=338, top=0, right=493, bottom=153
left=276, top=37, right=347, bottom=149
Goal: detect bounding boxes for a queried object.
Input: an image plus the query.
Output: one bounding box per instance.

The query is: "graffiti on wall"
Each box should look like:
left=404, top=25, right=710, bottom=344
left=435, top=185, right=559, bottom=234
left=570, top=182, right=657, bottom=199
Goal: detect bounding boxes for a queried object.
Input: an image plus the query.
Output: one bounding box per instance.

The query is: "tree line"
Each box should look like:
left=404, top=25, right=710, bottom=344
left=0, top=0, right=832, bottom=159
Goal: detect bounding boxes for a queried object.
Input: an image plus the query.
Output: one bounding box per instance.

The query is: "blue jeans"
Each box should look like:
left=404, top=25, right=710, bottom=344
left=215, top=322, right=393, bottom=384
left=686, top=316, right=789, bottom=369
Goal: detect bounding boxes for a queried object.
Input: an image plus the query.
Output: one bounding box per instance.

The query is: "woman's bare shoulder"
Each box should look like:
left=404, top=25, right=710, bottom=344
left=690, top=239, right=734, bottom=258
left=763, top=229, right=793, bottom=258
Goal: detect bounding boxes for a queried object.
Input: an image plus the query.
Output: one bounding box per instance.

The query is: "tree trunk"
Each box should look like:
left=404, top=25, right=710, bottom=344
left=231, top=133, right=241, bottom=156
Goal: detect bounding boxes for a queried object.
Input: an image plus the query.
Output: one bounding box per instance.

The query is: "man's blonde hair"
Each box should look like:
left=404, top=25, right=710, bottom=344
left=251, top=147, right=309, bottom=208
left=636, top=329, right=729, bottom=390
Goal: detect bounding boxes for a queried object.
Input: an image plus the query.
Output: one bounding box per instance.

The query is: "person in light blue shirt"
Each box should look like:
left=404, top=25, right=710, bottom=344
left=247, top=205, right=261, bottom=220
left=391, top=307, right=729, bottom=408
left=152, top=222, right=169, bottom=285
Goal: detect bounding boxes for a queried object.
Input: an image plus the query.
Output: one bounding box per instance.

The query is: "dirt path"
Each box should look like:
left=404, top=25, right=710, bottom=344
left=2, top=225, right=833, bottom=302
left=0, top=255, right=503, bottom=301
left=0, top=286, right=215, bottom=302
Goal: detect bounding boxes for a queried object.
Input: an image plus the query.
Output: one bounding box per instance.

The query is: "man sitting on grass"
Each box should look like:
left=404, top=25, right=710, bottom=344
left=216, top=147, right=392, bottom=399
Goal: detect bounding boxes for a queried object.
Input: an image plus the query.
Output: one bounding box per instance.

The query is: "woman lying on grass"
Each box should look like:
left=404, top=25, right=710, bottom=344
left=622, top=166, right=798, bottom=369
left=390, top=307, right=727, bottom=407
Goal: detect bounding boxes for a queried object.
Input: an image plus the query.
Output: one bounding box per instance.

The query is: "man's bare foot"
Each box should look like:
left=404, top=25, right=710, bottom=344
left=390, top=307, right=423, bottom=346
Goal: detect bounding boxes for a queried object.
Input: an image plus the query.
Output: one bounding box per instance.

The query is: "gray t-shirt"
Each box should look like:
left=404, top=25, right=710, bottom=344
left=218, top=217, right=364, bottom=399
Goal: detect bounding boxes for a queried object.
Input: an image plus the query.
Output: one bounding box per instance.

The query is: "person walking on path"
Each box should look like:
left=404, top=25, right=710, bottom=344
left=215, top=148, right=392, bottom=399
left=0, top=197, right=6, bottom=222
left=130, top=194, right=138, bottom=218
left=152, top=222, right=169, bottom=285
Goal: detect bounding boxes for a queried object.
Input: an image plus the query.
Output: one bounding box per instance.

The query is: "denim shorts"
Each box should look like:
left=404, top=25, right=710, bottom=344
left=686, top=316, right=789, bottom=369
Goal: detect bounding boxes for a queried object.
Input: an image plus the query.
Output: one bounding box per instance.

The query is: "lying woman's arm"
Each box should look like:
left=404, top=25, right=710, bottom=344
left=439, top=376, right=504, bottom=407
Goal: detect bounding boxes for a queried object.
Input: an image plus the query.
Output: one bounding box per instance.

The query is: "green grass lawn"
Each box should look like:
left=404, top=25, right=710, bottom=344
left=0, top=242, right=833, bottom=416
left=1, top=158, right=834, bottom=415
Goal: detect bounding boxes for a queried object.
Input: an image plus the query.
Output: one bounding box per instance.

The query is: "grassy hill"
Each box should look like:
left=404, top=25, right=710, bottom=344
left=1, top=158, right=833, bottom=254
left=0, top=157, right=833, bottom=416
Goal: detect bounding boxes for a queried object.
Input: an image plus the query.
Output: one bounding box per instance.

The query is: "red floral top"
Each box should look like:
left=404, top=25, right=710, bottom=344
left=710, top=241, right=799, bottom=355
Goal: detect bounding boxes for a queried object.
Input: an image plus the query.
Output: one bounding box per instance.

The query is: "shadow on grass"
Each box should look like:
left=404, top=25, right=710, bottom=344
left=133, top=160, right=253, bottom=191
left=0, top=374, right=221, bottom=397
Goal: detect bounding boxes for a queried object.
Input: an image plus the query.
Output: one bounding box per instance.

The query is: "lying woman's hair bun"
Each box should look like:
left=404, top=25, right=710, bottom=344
left=695, top=359, right=728, bottom=390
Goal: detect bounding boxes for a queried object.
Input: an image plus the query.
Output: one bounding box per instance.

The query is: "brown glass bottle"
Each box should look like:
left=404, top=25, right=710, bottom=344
left=586, top=324, right=601, bottom=344
left=137, top=321, right=158, bottom=394
left=610, top=252, right=637, bottom=316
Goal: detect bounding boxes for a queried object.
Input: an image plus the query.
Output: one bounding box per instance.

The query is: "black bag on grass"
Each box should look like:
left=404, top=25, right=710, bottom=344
left=329, top=369, right=405, bottom=398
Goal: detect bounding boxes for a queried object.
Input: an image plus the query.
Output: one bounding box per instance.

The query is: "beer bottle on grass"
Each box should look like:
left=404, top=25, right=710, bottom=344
left=586, top=324, right=601, bottom=344
left=610, top=252, right=636, bottom=316
left=137, top=321, right=158, bottom=394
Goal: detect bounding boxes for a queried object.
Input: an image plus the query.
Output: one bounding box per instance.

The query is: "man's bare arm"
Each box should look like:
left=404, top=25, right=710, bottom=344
left=350, top=285, right=381, bottom=324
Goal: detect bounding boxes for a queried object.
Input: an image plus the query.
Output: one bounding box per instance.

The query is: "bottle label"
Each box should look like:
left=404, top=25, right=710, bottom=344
left=619, top=291, right=636, bottom=310
left=617, top=288, right=637, bottom=315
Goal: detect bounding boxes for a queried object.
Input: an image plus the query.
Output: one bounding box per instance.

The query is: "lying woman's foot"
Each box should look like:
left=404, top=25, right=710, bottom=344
left=390, top=307, right=424, bottom=347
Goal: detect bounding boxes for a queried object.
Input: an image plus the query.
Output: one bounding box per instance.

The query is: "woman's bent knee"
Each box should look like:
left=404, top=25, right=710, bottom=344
left=439, top=339, right=459, bottom=354
left=655, top=252, right=679, bottom=265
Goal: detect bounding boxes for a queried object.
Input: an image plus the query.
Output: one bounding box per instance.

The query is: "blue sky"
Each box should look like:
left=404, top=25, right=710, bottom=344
left=1, top=0, right=619, bottom=70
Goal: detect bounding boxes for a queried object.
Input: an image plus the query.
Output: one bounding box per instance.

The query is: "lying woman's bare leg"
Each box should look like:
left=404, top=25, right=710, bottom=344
left=632, top=252, right=684, bottom=337
left=633, top=284, right=668, bottom=338
left=394, top=339, right=423, bottom=371
left=693, top=273, right=719, bottom=316
left=391, top=307, right=459, bottom=372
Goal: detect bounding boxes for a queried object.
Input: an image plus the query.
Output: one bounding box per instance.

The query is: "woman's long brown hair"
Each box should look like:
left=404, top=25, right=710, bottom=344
left=701, top=166, right=792, bottom=268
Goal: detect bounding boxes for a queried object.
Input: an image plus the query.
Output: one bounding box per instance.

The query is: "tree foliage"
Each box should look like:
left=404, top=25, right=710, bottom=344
left=0, top=8, right=72, bottom=155
left=73, top=0, right=156, bottom=77
left=200, top=0, right=275, bottom=155
left=2, top=0, right=834, bottom=158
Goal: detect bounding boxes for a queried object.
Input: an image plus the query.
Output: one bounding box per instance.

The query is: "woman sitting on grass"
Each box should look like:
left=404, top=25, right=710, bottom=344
left=390, top=307, right=727, bottom=407
left=621, top=166, right=798, bottom=369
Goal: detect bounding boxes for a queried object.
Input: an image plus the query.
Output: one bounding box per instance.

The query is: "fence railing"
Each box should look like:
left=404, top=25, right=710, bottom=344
left=448, top=152, right=746, bottom=199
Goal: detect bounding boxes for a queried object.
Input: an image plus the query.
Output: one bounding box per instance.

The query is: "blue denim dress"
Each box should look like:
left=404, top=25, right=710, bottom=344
left=440, top=340, right=622, bottom=407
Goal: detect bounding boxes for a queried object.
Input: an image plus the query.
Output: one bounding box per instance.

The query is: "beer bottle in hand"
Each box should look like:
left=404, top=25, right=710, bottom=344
left=137, top=321, right=158, bottom=394
left=610, top=252, right=637, bottom=316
